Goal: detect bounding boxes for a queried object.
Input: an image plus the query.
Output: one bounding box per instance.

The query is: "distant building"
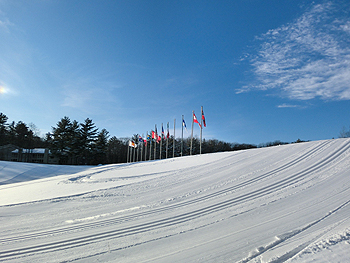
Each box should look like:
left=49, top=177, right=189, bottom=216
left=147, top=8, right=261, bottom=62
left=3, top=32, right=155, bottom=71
left=10, top=148, right=59, bottom=164
left=0, top=144, right=18, bottom=161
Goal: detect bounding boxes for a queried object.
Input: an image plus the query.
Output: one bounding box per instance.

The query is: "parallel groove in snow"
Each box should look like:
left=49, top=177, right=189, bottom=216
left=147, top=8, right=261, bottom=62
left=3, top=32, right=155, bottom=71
left=0, top=140, right=332, bottom=244
left=1, top=139, right=349, bottom=261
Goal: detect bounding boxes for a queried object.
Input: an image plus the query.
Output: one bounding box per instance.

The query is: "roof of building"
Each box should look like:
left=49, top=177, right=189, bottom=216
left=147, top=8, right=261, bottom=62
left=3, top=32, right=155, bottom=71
left=12, top=148, right=47, bottom=154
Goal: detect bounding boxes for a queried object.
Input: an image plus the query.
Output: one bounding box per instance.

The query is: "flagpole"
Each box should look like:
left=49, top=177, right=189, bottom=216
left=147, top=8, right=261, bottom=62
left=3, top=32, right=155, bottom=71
left=127, top=142, right=130, bottom=163
left=166, top=122, right=169, bottom=159
left=149, top=134, right=152, bottom=160
left=144, top=132, right=147, bottom=161
left=200, top=106, right=203, bottom=155
left=149, top=132, right=152, bottom=161
left=181, top=115, right=184, bottom=157
left=154, top=124, right=157, bottom=160
left=130, top=142, right=133, bottom=163
left=173, top=119, right=176, bottom=158
left=136, top=136, right=139, bottom=162
left=190, top=111, right=194, bottom=155
left=137, top=137, right=140, bottom=162
left=139, top=134, right=142, bottom=161
left=131, top=142, right=134, bottom=162
left=129, top=141, right=133, bottom=162
left=142, top=134, right=144, bottom=161
left=160, top=123, right=163, bottom=159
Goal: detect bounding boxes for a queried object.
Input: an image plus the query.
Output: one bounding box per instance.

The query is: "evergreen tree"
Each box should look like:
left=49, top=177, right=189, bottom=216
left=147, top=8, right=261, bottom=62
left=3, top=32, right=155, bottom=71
left=0, top=113, right=8, bottom=146
left=93, top=129, right=109, bottom=164
left=69, top=120, right=82, bottom=164
left=51, top=116, right=74, bottom=164
left=7, top=121, right=16, bottom=145
left=14, top=121, right=34, bottom=149
left=44, top=132, right=53, bottom=148
left=107, top=136, right=128, bottom=163
left=80, top=118, right=98, bottom=164
left=339, top=126, right=350, bottom=138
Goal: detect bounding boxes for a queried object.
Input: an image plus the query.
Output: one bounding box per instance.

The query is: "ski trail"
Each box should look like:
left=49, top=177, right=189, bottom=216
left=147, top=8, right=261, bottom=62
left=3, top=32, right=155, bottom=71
left=1, top=139, right=350, bottom=262
left=238, top=199, right=350, bottom=263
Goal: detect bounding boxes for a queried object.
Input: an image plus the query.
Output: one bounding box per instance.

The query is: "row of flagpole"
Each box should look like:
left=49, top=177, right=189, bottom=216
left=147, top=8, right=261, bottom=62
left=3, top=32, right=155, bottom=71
left=127, top=106, right=206, bottom=163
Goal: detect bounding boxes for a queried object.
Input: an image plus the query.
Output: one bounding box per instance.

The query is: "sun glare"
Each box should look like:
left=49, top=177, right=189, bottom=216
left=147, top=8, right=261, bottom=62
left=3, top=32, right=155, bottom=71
left=0, top=85, right=8, bottom=94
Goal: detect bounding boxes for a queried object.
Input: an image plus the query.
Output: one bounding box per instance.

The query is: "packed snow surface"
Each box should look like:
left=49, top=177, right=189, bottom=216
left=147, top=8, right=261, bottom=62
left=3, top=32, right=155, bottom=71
left=1, top=138, right=350, bottom=262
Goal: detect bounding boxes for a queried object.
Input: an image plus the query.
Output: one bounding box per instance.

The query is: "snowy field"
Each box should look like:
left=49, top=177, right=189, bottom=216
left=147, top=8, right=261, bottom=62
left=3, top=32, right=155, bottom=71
left=1, top=138, right=350, bottom=262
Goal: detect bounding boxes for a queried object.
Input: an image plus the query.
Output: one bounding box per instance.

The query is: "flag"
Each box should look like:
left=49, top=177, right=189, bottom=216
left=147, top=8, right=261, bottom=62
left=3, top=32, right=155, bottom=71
left=129, top=140, right=135, bottom=148
left=152, top=130, right=155, bottom=139
left=183, top=119, right=188, bottom=131
left=201, top=108, right=206, bottom=127
left=193, top=112, right=201, bottom=128
left=139, top=135, right=143, bottom=143
left=167, top=123, right=170, bottom=139
left=162, top=125, right=165, bottom=140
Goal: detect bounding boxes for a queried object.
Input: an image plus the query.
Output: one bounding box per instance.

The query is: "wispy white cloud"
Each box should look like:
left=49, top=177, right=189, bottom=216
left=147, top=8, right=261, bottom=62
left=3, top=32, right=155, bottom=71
left=61, top=75, right=122, bottom=116
left=0, top=10, right=13, bottom=33
left=61, top=86, right=91, bottom=109
left=241, top=1, right=350, bottom=101
left=277, top=103, right=299, bottom=108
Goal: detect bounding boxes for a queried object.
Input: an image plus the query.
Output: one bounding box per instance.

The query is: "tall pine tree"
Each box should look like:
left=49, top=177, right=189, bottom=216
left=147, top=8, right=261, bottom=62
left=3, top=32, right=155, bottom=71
left=51, top=116, right=74, bottom=164
left=93, top=128, right=109, bottom=164
left=80, top=118, right=98, bottom=164
left=0, top=113, right=8, bottom=146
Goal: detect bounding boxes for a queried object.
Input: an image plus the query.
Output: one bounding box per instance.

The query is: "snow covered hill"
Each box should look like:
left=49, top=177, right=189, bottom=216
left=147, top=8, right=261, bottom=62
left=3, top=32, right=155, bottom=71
left=1, top=138, right=350, bottom=262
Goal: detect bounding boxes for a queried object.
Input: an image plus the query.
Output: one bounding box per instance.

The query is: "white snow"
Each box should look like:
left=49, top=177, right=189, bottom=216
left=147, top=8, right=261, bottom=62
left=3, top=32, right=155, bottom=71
left=11, top=148, right=47, bottom=154
left=1, top=138, right=350, bottom=262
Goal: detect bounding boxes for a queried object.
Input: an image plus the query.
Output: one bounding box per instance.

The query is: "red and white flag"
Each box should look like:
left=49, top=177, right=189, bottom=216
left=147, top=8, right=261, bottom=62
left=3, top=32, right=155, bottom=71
left=193, top=112, right=201, bottom=128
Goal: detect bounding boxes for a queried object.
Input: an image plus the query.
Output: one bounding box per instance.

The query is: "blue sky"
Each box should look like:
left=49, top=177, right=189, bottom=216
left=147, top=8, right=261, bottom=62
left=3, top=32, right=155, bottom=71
left=1, top=0, right=350, bottom=145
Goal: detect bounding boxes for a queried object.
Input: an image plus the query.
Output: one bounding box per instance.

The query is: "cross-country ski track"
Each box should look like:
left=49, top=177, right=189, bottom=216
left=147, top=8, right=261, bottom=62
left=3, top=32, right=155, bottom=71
left=1, top=138, right=350, bottom=262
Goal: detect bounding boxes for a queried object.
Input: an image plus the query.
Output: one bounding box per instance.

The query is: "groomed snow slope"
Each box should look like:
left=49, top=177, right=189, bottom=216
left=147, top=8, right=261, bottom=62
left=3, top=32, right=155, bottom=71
left=1, top=138, right=350, bottom=262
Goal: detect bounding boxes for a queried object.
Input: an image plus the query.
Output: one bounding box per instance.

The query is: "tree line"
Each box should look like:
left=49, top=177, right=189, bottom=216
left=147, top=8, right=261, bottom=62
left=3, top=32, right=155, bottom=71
left=339, top=126, right=350, bottom=138
left=0, top=113, right=47, bottom=149
left=0, top=113, right=129, bottom=164
left=1, top=112, right=314, bottom=165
